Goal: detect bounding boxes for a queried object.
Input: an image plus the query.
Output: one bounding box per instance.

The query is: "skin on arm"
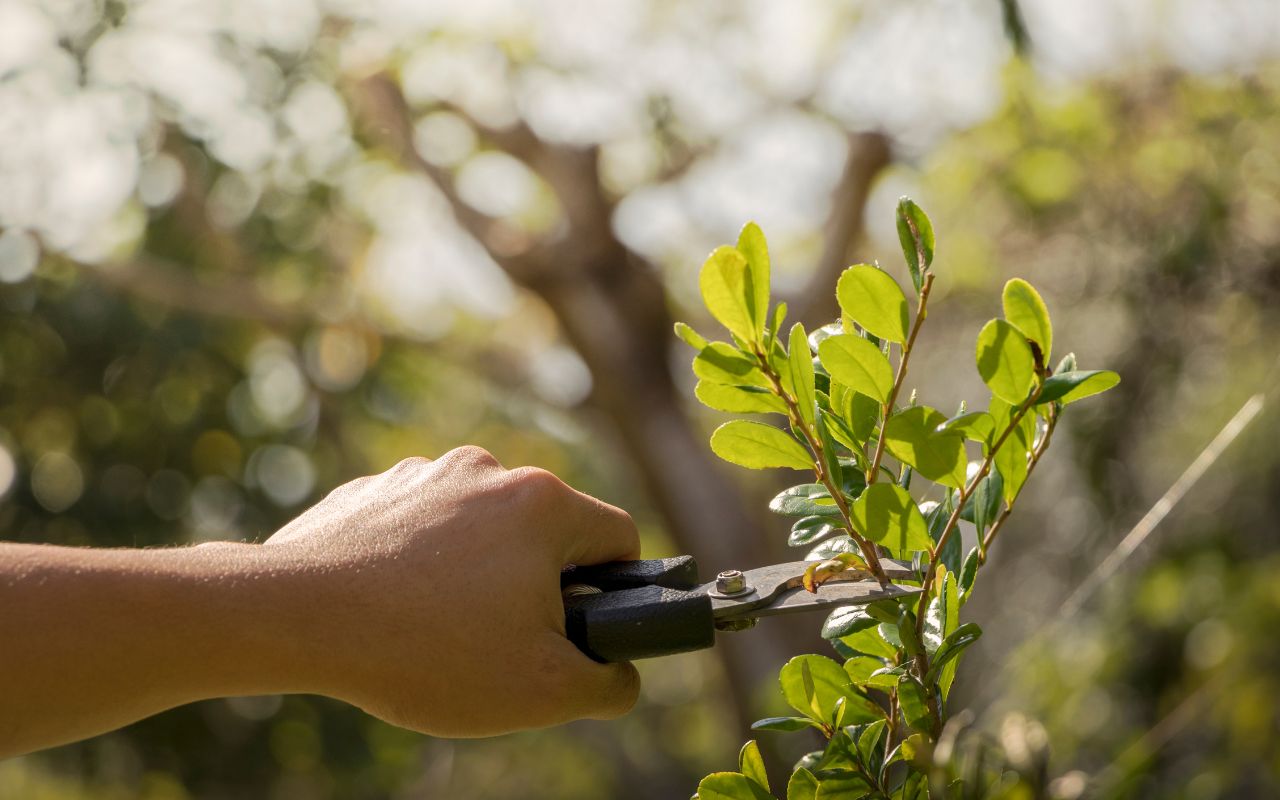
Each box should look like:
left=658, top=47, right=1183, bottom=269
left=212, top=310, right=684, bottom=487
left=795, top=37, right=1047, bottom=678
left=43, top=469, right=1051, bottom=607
left=0, top=446, right=642, bottom=758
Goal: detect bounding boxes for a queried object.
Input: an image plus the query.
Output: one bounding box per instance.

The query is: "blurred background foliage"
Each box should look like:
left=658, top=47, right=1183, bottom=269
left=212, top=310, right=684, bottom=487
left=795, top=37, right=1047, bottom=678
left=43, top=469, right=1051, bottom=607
left=1, top=0, right=1278, bottom=797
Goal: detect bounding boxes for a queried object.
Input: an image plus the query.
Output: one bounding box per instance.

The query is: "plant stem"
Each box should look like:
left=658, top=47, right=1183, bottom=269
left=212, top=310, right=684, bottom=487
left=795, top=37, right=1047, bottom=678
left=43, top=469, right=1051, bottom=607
left=978, top=408, right=1058, bottom=565
left=866, top=274, right=935, bottom=485
left=906, top=384, right=1046, bottom=733
left=753, top=348, right=890, bottom=586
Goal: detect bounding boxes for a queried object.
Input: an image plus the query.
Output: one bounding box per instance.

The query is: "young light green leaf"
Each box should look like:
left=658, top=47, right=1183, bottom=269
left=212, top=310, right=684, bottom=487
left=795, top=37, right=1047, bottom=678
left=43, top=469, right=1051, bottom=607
left=696, top=772, right=774, bottom=800
left=937, top=411, right=995, bottom=446
left=849, top=483, right=932, bottom=553
left=836, top=264, right=911, bottom=344
left=751, top=716, right=822, bottom=733
left=674, top=322, right=709, bottom=350
left=694, top=381, right=789, bottom=415
left=737, top=222, right=771, bottom=339
left=1036, top=369, right=1120, bottom=404
left=837, top=626, right=898, bottom=659
left=738, top=740, right=769, bottom=793
left=711, top=420, right=813, bottom=470
left=882, top=406, right=967, bottom=489
left=786, top=768, right=819, bottom=800
left=788, top=323, right=816, bottom=427
left=1002, top=278, right=1052, bottom=362
left=895, top=197, right=935, bottom=294
left=844, top=390, right=880, bottom=445
left=975, top=319, right=1037, bottom=403
left=780, top=655, right=861, bottom=723
left=700, top=245, right=759, bottom=343
left=989, top=398, right=1033, bottom=502
left=765, top=302, right=789, bottom=353
left=693, top=343, right=769, bottom=387
left=817, top=334, right=894, bottom=403
left=842, top=655, right=883, bottom=686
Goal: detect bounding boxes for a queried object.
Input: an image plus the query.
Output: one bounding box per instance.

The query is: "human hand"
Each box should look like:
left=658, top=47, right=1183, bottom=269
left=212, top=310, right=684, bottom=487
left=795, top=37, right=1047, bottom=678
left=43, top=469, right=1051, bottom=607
left=264, top=446, right=642, bottom=737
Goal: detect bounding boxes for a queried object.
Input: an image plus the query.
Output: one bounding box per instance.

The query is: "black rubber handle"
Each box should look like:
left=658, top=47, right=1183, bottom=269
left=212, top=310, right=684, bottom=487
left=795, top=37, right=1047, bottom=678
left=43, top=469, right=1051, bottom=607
left=561, top=557, right=715, bottom=662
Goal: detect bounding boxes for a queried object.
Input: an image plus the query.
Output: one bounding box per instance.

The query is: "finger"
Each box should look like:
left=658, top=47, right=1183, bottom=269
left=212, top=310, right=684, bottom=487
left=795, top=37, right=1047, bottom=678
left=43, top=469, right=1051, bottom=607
left=507, top=467, right=641, bottom=565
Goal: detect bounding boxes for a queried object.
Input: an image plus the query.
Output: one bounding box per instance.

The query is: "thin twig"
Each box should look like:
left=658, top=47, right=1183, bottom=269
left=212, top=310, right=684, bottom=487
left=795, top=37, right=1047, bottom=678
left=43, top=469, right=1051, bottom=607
left=866, top=274, right=935, bottom=485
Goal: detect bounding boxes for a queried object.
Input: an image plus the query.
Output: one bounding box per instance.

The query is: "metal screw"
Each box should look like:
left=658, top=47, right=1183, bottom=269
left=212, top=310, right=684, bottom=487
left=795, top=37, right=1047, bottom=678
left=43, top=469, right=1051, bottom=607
left=715, top=569, right=749, bottom=596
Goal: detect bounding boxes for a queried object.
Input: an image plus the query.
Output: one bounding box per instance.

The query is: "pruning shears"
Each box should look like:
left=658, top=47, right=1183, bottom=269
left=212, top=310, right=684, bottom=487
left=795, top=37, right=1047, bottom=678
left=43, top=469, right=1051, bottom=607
left=562, top=556, right=920, bottom=663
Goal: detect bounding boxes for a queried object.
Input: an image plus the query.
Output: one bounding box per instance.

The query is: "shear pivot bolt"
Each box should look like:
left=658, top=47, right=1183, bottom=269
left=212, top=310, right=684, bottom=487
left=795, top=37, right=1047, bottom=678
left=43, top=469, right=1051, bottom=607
left=715, top=569, right=749, bottom=596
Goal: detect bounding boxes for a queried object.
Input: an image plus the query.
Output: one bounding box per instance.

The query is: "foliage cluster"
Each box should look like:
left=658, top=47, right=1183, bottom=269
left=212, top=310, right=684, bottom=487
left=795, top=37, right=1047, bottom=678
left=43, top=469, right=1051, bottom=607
left=678, top=200, right=1118, bottom=799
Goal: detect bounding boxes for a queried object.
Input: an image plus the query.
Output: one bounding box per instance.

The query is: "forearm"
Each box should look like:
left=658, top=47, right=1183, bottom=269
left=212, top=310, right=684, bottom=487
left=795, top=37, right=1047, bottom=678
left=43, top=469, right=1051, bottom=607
left=0, top=541, right=321, bottom=758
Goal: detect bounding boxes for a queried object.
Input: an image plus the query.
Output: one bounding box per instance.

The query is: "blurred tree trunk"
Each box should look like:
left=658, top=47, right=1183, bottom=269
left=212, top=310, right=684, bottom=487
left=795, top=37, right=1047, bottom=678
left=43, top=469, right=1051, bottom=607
left=348, top=74, right=891, bottom=747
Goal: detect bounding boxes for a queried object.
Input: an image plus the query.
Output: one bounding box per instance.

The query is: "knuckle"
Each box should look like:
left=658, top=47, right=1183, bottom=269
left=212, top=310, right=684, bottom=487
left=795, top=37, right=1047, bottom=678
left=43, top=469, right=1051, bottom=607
left=388, top=456, right=432, bottom=476
left=442, top=445, right=499, bottom=469
left=505, top=466, right=564, bottom=499
left=593, top=666, right=641, bottom=720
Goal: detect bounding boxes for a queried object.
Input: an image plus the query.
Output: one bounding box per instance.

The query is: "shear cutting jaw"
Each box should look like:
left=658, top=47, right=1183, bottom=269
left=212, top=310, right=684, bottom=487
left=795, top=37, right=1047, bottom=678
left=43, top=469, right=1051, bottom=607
left=706, top=558, right=920, bottom=627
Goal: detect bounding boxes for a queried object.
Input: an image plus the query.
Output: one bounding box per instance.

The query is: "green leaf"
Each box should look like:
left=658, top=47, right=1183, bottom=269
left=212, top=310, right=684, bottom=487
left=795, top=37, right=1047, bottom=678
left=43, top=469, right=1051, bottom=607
left=849, top=483, right=932, bottom=554
left=837, top=626, right=897, bottom=660
left=737, top=222, right=771, bottom=339
left=937, top=411, right=995, bottom=446
left=739, top=740, right=770, bottom=793
left=700, top=245, right=760, bottom=343
left=845, top=390, right=881, bottom=445
left=815, top=774, right=872, bottom=799
left=752, top=716, right=822, bottom=733
left=765, top=302, right=789, bottom=354
left=1036, top=369, right=1120, bottom=405
left=895, top=198, right=935, bottom=294
left=837, top=264, right=911, bottom=344
left=821, top=605, right=879, bottom=639
left=854, top=720, right=887, bottom=770
left=780, top=655, right=863, bottom=723
left=817, top=334, right=894, bottom=404
left=770, top=484, right=840, bottom=517
left=694, top=381, right=789, bottom=415
left=939, top=575, right=961, bottom=698
left=925, top=622, right=982, bottom=685
left=989, top=399, right=1033, bottom=502
left=882, top=406, right=967, bottom=489
left=1002, top=278, right=1052, bottom=362
left=806, top=535, right=857, bottom=561
left=842, top=655, right=882, bottom=685
left=958, top=546, right=979, bottom=601
left=975, top=319, right=1036, bottom=404
left=791, top=515, right=844, bottom=547
left=896, top=676, right=933, bottom=733
left=694, top=343, right=769, bottom=387
left=675, top=322, right=709, bottom=350
left=696, top=772, right=774, bottom=800
left=786, top=768, right=819, bottom=800
left=711, top=421, right=812, bottom=470
left=788, top=323, right=817, bottom=427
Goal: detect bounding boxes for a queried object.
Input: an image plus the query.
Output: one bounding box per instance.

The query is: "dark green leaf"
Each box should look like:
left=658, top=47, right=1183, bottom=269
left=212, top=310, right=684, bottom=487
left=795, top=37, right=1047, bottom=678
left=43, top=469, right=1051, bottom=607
left=699, top=245, right=759, bottom=343
left=822, top=605, right=879, bottom=639
left=925, top=622, right=983, bottom=685
left=1002, top=278, right=1052, bottom=362
left=895, top=197, right=935, bottom=294
left=854, top=719, right=887, bottom=771
left=882, top=406, right=967, bottom=489
left=771, top=484, right=840, bottom=517
left=837, top=265, right=911, bottom=344
left=849, top=483, right=932, bottom=554
left=958, top=546, right=980, bottom=601
left=896, top=675, right=932, bottom=733
left=711, top=420, right=813, bottom=470
left=1035, top=369, right=1120, bottom=405
left=752, top=716, right=822, bottom=733
left=817, top=334, right=894, bottom=403
left=739, top=740, right=770, bottom=793
left=989, top=398, right=1033, bottom=502
left=805, top=535, right=857, bottom=560
left=815, top=412, right=844, bottom=492
left=791, top=515, right=844, bottom=547
left=975, top=319, right=1036, bottom=404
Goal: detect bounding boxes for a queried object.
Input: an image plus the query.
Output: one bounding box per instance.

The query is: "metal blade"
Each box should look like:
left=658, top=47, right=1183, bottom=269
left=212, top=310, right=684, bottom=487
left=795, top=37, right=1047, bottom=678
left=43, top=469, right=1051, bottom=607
left=705, top=558, right=920, bottom=624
